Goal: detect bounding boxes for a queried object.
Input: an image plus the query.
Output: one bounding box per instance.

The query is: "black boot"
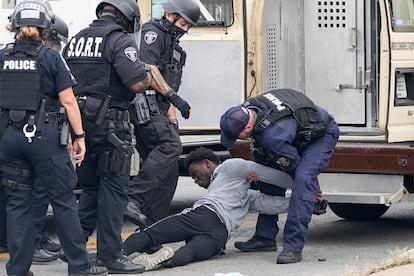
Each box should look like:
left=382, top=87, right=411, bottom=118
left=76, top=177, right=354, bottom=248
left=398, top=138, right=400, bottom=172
left=98, top=255, right=144, bottom=274
left=276, top=249, right=302, bottom=264
left=32, top=248, right=58, bottom=263
left=41, top=238, right=61, bottom=253
left=68, top=265, right=108, bottom=276
left=234, top=236, right=277, bottom=252
left=124, top=202, right=151, bottom=229
left=313, top=199, right=328, bottom=215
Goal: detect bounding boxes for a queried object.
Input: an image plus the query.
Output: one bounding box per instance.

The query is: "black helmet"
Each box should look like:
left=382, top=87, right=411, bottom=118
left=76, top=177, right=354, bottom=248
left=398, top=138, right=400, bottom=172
left=48, top=16, right=68, bottom=44
left=96, top=0, right=141, bottom=30
left=9, top=0, right=54, bottom=29
left=163, top=0, right=201, bottom=26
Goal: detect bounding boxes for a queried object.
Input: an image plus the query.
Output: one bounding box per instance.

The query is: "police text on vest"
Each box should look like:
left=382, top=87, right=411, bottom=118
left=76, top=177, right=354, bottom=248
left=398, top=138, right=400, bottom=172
left=3, top=60, right=36, bottom=70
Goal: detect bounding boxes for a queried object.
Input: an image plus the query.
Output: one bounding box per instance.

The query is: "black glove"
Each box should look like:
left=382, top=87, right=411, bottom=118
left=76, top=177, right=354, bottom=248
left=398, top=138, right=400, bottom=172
left=165, top=89, right=191, bottom=119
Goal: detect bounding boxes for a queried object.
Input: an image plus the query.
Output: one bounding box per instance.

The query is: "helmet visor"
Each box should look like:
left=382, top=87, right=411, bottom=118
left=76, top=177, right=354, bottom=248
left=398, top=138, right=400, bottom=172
left=129, top=18, right=142, bottom=49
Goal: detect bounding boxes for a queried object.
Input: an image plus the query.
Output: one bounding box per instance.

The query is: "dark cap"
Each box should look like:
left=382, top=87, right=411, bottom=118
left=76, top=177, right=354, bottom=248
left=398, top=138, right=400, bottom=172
left=220, top=106, right=250, bottom=148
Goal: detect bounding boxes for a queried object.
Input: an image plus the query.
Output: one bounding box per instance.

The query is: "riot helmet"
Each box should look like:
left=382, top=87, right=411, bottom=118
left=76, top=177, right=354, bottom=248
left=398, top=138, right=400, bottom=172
left=9, top=0, right=54, bottom=30
left=44, top=15, right=68, bottom=51
left=96, top=0, right=141, bottom=33
left=163, top=0, right=201, bottom=27
left=48, top=16, right=68, bottom=44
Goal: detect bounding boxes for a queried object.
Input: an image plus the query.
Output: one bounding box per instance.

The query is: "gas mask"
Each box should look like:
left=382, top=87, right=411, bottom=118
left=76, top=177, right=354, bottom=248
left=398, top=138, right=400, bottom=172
left=160, top=17, right=187, bottom=41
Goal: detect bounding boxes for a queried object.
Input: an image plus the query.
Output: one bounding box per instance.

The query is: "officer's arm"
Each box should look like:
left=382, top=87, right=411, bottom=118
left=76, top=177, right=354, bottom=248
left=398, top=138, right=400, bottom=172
left=59, top=87, right=83, bottom=137
left=129, top=71, right=152, bottom=93
left=146, top=64, right=171, bottom=95
left=59, top=87, right=86, bottom=166
left=146, top=65, right=191, bottom=119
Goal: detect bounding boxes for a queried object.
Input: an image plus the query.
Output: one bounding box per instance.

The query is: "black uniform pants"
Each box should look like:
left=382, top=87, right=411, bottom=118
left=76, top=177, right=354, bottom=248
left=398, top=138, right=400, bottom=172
left=0, top=185, right=7, bottom=248
left=77, top=119, right=130, bottom=262
left=0, top=176, right=55, bottom=252
left=0, top=124, right=91, bottom=274
left=123, top=206, right=228, bottom=267
left=129, top=115, right=182, bottom=222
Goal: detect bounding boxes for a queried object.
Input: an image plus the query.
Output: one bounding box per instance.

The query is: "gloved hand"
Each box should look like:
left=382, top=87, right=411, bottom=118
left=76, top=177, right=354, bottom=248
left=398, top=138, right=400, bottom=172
left=165, top=89, right=190, bottom=119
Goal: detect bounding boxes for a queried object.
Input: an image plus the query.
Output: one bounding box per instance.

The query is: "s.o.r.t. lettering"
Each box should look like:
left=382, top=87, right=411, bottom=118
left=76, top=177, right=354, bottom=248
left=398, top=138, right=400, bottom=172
left=66, top=37, right=103, bottom=58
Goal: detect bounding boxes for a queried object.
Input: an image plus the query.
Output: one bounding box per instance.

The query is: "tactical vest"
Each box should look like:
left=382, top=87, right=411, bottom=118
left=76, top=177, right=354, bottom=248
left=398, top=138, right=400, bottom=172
left=148, top=21, right=187, bottom=114
left=63, top=22, right=130, bottom=109
left=0, top=43, right=46, bottom=111
left=244, top=89, right=329, bottom=152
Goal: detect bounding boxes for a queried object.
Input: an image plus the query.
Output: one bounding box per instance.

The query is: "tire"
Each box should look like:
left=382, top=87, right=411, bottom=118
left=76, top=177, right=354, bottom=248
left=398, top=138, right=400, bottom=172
left=329, top=203, right=389, bottom=220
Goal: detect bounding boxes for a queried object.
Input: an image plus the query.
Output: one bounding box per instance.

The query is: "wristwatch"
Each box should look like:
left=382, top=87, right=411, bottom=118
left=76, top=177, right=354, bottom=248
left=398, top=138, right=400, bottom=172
left=74, top=131, right=85, bottom=139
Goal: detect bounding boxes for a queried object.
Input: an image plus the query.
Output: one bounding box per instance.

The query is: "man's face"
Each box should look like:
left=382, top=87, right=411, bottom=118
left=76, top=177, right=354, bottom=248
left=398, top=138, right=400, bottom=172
left=174, top=17, right=191, bottom=32
left=188, top=160, right=212, bottom=189
left=166, top=13, right=192, bottom=32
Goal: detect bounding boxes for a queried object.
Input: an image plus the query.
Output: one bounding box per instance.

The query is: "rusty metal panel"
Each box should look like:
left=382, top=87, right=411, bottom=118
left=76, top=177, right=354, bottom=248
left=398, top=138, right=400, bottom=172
left=229, top=141, right=414, bottom=174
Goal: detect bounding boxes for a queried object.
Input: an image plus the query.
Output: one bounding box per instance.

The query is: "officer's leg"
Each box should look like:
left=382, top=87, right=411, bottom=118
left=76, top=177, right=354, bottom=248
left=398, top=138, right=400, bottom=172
left=282, top=120, right=339, bottom=253
left=234, top=181, right=284, bottom=252
left=145, top=160, right=179, bottom=221
left=0, top=184, right=7, bottom=250
left=32, top=176, right=49, bottom=250
left=3, top=169, right=34, bottom=275
left=255, top=182, right=286, bottom=239
left=96, top=172, right=129, bottom=261
left=77, top=154, right=99, bottom=239
left=34, top=152, right=91, bottom=272
left=129, top=117, right=182, bottom=222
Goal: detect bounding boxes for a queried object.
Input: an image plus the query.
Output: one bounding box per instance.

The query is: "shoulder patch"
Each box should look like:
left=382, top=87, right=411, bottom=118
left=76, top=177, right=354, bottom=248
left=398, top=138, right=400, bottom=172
left=124, top=47, right=138, bottom=62
left=144, top=31, right=158, bottom=45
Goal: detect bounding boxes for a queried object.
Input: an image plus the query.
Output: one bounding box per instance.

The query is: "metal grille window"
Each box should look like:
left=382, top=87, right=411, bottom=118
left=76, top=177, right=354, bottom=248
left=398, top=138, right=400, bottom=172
left=317, top=1, right=347, bottom=28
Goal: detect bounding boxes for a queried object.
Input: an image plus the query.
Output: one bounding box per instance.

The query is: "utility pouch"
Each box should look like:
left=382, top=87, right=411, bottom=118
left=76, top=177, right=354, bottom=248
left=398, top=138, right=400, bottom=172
left=98, top=147, right=132, bottom=176
left=83, top=97, right=103, bottom=121
left=295, top=121, right=328, bottom=152
left=9, top=110, right=27, bottom=128
left=145, top=90, right=161, bottom=115
left=132, top=93, right=150, bottom=124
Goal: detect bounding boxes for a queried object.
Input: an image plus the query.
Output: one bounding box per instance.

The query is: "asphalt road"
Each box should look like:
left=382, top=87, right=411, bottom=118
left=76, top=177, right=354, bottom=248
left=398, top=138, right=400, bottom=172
left=2, top=177, right=414, bottom=276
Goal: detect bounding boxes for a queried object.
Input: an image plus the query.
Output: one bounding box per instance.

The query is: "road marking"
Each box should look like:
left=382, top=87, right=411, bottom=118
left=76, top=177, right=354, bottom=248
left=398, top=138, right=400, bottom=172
left=0, top=233, right=134, bottom=260
left=1, top=218, right=257, bottom=259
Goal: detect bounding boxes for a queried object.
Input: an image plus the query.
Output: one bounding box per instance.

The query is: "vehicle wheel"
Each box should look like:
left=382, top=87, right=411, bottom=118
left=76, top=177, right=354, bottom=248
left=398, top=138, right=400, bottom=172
left=328, top=203, right=389, bottom=220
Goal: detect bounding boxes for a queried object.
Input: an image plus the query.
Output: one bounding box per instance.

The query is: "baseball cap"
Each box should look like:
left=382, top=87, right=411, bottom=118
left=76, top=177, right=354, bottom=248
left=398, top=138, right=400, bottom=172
left=220, top=106, right=250, bottom=148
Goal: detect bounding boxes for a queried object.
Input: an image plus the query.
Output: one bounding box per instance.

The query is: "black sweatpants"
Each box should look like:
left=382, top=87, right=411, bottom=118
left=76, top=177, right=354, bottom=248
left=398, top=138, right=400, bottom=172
left=123, top=206, right=228, bottom=267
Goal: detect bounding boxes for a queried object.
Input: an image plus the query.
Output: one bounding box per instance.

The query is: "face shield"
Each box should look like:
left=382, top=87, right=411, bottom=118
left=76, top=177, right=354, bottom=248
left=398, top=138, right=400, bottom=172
left=128, top=17, right=142, bottom=49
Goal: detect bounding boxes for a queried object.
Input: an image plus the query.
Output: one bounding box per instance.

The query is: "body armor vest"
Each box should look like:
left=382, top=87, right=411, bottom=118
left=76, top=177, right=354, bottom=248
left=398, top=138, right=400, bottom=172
left=244, top=89, right=329, bottom=152
left=148, top=21, right=187, bottom=114
left=63, top=22, right=130, bottom=109
left=0, top=43, right=46, bottom=111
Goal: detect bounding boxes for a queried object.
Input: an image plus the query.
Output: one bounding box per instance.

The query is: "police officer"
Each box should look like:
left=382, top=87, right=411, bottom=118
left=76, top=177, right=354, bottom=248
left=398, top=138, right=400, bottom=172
left=31, top=15, right=70, bottom=262
left=219, top=89, right=340, bottom=264
left=0, top=0, right=108, bottom=275
left=125, top=0, right=201, bottom=228
left=0, top=15, right=69, bottom=263
left=62, top=0, right=152, bottom=273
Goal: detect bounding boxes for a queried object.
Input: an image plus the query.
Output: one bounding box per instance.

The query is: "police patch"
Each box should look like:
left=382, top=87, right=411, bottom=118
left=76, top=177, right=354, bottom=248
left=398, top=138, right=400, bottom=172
left=124, top=47, right=137, bottom=62
left=144, top=31, right=158, bottom=45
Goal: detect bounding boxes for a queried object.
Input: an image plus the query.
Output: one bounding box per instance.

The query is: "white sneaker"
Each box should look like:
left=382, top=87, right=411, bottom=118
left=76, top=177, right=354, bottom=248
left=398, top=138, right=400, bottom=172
left=131, top=246, right=174, bottom=271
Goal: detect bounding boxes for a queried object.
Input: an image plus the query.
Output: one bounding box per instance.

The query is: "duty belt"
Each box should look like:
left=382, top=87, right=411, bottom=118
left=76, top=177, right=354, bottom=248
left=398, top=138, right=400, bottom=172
left=106, top=109, right=129, bottom=121
left=45, top=113, right=59, bottom=123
